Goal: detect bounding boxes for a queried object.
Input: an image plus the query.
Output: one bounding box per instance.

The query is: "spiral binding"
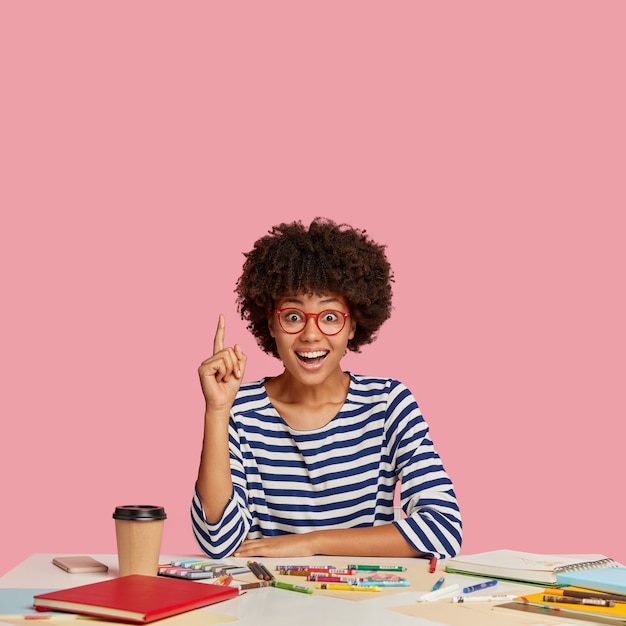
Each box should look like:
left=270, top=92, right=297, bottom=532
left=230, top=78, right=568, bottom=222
left=553, top=557, right=618, bottom=573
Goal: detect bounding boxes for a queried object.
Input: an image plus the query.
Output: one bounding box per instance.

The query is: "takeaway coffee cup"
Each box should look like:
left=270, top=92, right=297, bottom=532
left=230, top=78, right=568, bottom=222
left=113, top=505, right=167, bottom=576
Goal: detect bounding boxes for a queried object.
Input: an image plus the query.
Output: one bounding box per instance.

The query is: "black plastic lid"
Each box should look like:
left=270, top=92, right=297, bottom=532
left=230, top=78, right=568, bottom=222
left=112, top=505, right=166, bottom=521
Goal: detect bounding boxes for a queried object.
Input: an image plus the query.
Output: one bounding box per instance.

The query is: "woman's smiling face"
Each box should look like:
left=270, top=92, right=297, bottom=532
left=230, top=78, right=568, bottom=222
left=269, top=292, right=356, bottom=383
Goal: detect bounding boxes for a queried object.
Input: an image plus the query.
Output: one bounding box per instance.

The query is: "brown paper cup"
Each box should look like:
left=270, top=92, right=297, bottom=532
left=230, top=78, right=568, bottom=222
left=113, top=505, right=166, bottom=576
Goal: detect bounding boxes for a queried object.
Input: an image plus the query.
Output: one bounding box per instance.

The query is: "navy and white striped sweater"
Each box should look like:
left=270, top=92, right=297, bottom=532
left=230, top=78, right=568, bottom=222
left=192, top=373, right=462, bottom=559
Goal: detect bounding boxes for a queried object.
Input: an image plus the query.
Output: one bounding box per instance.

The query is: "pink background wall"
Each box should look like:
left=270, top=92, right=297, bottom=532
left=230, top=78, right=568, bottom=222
left=1, top=2, right=625, bottom=576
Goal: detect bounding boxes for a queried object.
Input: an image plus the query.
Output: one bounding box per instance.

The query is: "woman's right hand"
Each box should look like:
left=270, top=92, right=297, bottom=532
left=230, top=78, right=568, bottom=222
left=198, top=314, right=247, bottom=413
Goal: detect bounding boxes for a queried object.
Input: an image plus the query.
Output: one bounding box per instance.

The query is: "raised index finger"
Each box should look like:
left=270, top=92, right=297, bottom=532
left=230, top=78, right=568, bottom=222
left=213, top=314, right=226, bottom=355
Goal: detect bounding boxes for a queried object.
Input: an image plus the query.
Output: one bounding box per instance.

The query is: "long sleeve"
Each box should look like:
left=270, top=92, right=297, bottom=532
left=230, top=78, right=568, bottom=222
left=191, top=388, right=261, bottom=558
left=386, top=381, right=462, bottom=558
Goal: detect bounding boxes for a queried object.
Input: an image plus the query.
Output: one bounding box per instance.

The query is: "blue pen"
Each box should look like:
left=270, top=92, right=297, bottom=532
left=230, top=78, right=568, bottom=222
left=463, top=579, right=498, bottom=594
left=431, top=576, right=445, bottom=591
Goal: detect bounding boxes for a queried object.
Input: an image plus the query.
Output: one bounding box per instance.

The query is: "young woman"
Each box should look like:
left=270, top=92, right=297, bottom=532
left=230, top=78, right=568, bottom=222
left=192, top=218, right=462, bottom=560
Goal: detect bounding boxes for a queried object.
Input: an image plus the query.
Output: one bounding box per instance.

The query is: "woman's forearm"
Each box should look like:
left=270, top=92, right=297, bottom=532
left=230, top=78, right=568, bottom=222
left=309, top=524, right=424, bottom=558
left=196, top=409, right=233, bottom=523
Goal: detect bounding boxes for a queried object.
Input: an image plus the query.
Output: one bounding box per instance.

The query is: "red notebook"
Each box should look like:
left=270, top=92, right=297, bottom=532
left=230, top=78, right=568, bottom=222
left=33, top=574, right=238, bottom=623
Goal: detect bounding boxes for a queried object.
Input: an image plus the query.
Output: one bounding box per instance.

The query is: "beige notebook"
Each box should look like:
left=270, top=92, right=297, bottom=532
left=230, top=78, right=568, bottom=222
left=445, top=549, right=619, bottom=586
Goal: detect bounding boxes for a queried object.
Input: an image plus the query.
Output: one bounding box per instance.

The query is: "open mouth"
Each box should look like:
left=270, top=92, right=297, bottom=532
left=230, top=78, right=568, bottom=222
left=296, top=350, right=329, bottom=366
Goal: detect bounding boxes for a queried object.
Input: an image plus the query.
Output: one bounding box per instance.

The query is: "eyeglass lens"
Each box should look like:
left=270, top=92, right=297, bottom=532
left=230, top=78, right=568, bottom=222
left=277, top=309, right=347, bottom=335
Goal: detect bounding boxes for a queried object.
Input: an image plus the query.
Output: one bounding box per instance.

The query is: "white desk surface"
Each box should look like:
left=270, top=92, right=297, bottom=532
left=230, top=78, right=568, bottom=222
left=0, top=554, right=578, bottom=626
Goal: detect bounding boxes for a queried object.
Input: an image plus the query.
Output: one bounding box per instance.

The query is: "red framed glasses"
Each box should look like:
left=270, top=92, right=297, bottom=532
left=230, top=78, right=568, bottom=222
left=274, top=308, right=350, bottom=336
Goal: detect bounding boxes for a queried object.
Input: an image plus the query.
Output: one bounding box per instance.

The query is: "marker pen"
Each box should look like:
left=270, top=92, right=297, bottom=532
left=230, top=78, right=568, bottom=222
left=358, top=579, right=411, bottom=587
left=308, top=575, right=363, bottom=583
left=317, top=583, right=380, bottom=592
left=417, top=583, right=460, bottom=602
left=451, top=594, right=517, bottom=603
left=462, top=580, right=498, bottom=594
left=346, top=564, right=407, bottom=572
left=271, top=581, right=313, bottom=594
left=275, top=565, right=336, bottom=570
left=431, top=576, right=445, bottom=591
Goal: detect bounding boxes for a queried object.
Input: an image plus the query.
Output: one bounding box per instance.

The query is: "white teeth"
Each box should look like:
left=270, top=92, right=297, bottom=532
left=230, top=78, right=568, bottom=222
left=297, top=351, right=327, bottom=359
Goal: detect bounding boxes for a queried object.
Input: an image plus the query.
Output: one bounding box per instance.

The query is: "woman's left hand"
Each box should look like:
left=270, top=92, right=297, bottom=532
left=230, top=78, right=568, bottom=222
left=234, top=535, right=316, bottom=558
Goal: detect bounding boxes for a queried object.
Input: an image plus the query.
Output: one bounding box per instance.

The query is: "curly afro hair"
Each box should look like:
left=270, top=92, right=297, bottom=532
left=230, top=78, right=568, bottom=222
left=235, top=217, right=394, bottom=358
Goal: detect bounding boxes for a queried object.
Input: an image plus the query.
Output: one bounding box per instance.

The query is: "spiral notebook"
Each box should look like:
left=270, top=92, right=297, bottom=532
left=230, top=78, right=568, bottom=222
left=445, top=549, right=620, bottom=586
